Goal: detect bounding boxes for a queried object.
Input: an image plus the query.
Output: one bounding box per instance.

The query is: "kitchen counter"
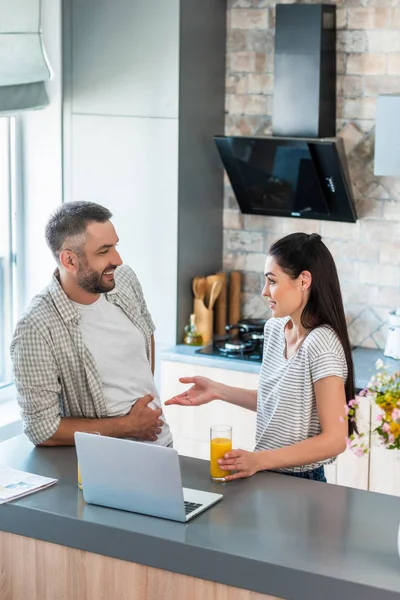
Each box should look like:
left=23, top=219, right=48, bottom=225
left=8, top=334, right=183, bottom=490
left=2, top=434, right=400, bottom=600
left=162, top=344, right=399, bottom=392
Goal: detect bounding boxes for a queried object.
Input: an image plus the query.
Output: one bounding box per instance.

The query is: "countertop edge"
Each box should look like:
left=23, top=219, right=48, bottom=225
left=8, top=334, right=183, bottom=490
left=1, top=503, right=398, bottom=600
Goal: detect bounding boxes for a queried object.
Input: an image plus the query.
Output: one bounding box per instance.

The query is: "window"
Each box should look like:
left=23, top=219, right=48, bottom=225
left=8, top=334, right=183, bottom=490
left=0, top=117, right=17, bottom=389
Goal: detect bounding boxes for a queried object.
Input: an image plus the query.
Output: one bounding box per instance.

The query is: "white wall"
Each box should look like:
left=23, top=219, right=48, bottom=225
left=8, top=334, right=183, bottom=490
left=20, top=0, right=63, bottom=308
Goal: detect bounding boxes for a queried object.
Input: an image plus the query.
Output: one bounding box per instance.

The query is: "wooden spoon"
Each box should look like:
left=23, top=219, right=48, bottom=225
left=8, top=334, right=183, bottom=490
left=208, top=279, right=223, bottom=310
left=196, top=277, right=207, bottom=301
left=192, top=277, right=201, bottom=299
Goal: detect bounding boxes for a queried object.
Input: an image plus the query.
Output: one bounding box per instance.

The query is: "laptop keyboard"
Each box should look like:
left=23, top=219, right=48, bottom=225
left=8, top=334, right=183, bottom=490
left=184, top=501, right=203, bottom=515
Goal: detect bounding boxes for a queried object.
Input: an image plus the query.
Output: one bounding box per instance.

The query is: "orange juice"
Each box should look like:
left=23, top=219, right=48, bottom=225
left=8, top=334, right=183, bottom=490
left=210, top=437, right=232, bottom=480
left=77, top=464, right=82, bottom=489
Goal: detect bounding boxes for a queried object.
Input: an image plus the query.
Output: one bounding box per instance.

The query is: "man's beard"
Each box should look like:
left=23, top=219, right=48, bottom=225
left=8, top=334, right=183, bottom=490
left=77, top=260, right=117, bottom=294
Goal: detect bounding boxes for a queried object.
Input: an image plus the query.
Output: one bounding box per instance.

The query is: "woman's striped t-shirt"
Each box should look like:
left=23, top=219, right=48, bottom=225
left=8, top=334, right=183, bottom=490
left=255, top=317, right=348, bottom=473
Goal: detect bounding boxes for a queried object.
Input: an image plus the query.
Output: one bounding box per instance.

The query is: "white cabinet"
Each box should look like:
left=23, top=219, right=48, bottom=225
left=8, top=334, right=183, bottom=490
left=369, top=405, right=400, bottom=496
left=335, top=395, right=370, bottom=491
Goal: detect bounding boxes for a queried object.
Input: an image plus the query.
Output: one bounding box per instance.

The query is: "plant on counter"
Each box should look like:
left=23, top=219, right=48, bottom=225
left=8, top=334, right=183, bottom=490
left=344, top=359, right=400, bottom=456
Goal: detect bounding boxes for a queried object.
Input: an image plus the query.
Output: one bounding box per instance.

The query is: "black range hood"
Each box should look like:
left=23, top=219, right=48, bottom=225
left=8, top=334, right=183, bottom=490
left=216, top=4, right=357, bottom=224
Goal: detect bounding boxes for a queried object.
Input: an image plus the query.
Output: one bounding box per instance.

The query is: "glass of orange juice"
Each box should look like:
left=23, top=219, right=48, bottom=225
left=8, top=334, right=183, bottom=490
left=210, top=425, right=232, bottom=481
left=77, top=431, right=100, bottom=489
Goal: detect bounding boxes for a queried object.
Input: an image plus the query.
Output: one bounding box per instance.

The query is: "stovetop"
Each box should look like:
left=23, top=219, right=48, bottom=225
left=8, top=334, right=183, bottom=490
left=196, top=344, right=263, bottom=363
left=194, top=320, right=266, bottom=363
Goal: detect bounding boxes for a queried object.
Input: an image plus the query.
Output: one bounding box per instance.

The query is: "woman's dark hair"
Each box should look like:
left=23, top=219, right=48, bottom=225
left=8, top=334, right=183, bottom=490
left=45, top=201, right=112, bottom=263
left=269, top=232, right=356, bottom=435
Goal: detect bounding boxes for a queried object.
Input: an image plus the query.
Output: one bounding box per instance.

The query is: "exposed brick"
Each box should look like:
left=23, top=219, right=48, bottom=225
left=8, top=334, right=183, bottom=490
left=359, top=263, right=381, bottom=284
left=231, top=8, right=269, bottom=29
left=245, top=215, right=284, bottom=234
left=227, top=51, right=267, bottom=72
left=224, top=1, right=400, bottom=349
left=241, top=293, right=271, bottom=320
left=347, top=8, right=388, bottom=30
left=321, top=221, right=360, bottom=241
left=379, top=265, right=400, bottom=287
left=367, top=30, right=400, bottom=53
left=337, top=31, right=368, bottom=53
left=383, top=199, right=400, bottom=221
left=337, top=53, right=347, bottom=75
left=380, top=243, right=400, bottom=265
left=337, top=75, right=363, bottom=97
left=228, top=0, right=253, bottom=7
left=245, top=30, right=274, bottom=53
left=227, top=93, right=270, bottom=115
left=223, top=209, right=245, bottom=230
left=347, top=53, right=386, bottom=75
left=225, top=114, right=272, bottom=135
left=226, top=74, right=247, bottom=94
left=246, top=73, right=273, bottom=94
left=364, top=75, right=400, bottom=96
left=387, top=54, right=400, bottom=75
left=338, top=122, right=364, bottom=154
left=388, top=8, right=400, bottom=29
left=227, top=30, right=248, bottom=53
left=226, top=230, right=265, bottom=252
left=338, top=97, right=376, bottom=120
left=361, top=220, right=400, bottom=242
left=355, top=198, right=383, bottom=219
left=243, top=272, right=263, bottom=293
left=375, top=286, right=400, bottom=309
left=223, top=252, right=246, bottom=271
left=245, top=253, right=267, bottom=272
left=337, top=8, right=347, bottom=29
left=281, top=219, right=322, bottom=235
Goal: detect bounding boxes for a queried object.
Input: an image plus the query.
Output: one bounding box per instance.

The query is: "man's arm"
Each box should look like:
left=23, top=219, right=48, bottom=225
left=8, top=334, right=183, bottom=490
left=38, top=395, right=163, bottom=446
left=11, top=323, right=162, bottom=446
left=151, top=335, right=155, bottom=375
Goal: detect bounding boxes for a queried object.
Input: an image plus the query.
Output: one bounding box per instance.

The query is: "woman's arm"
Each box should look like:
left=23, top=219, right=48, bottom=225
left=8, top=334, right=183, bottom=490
left=220, top=375, right=347, bottom=480
left=165, top=376, right=258, bottom=412
left=216, top=382, right=258, bottom=412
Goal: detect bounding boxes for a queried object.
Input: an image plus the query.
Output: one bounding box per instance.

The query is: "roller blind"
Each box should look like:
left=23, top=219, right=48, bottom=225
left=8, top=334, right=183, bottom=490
left=0, top=0, right=51, bottom=112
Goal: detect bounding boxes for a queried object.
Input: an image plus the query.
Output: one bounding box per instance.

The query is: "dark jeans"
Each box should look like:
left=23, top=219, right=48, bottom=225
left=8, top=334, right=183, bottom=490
left=282, top=465, right=327, bottom=483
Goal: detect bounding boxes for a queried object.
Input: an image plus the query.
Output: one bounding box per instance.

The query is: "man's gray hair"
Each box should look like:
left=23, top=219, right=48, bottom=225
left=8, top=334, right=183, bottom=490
left=45, top=201, right=112, bottom=263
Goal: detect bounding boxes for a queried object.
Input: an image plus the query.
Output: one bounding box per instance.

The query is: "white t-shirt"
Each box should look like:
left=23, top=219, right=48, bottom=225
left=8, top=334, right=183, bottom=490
left=255, top=317, right=348, bottom=472
left=72, top=294, right=172, bottom=447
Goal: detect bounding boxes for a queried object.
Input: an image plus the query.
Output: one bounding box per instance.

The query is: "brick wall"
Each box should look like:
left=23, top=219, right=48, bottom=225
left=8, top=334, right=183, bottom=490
left=224, top=0, right=400, bottom=349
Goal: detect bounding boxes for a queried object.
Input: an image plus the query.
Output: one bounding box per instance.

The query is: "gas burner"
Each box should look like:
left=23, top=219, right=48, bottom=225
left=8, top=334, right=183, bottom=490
left=217, top=340, right=256, bottom=354
left=197, top=319, right=267, bottom=362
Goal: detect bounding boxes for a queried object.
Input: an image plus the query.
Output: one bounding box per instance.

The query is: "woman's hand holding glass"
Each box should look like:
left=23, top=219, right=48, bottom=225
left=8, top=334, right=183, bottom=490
left=218, top=449, right=264, bottom=481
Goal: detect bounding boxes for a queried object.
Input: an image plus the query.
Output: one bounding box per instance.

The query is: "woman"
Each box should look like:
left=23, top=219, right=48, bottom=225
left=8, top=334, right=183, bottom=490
left=165, top=232, right=356, bottom=483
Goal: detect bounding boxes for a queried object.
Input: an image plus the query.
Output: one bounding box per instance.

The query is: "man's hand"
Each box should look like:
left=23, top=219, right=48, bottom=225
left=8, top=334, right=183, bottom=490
left=124, top=395, right=163, bottom=441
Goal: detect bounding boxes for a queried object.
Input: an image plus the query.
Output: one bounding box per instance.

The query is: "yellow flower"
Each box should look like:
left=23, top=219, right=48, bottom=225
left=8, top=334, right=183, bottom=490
left=389, top=422, right=400, bottom=437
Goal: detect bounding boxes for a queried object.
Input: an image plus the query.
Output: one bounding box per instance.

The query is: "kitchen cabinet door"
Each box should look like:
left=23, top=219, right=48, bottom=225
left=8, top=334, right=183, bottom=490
left=324, top=462, right=337, bottom=484
left=161, top=361, right=258, bottom=458
left=335, top=395, right=370, bottom=490
left=368, top=405, right=400, bottom=496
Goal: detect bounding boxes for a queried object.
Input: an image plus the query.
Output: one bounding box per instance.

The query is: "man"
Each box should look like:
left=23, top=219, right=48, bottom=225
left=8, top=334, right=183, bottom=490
left=11, top=201, right=172, bottom=447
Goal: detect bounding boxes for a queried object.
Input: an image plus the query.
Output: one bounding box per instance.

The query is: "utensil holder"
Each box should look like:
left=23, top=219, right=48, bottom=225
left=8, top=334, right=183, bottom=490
left=193, top=298, right=213, bottom=344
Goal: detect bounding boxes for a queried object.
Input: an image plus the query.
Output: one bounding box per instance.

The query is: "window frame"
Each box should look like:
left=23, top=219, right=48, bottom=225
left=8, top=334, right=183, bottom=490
left=0, top=116, right=21, bottom=392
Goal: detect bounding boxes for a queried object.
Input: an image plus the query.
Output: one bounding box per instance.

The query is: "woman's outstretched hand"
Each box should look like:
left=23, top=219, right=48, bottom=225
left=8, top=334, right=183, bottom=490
left=164, top=376, right=218, bottom=407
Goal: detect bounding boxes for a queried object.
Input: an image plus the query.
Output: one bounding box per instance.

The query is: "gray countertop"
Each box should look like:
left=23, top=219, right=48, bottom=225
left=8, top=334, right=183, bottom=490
left=162, top=344, right=400, bottom=392
left=2, top=435, right=400, bottom=600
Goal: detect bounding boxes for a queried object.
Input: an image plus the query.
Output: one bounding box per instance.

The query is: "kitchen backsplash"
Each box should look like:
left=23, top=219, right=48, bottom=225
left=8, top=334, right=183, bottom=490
left=223, top=0, right=400, bottom=349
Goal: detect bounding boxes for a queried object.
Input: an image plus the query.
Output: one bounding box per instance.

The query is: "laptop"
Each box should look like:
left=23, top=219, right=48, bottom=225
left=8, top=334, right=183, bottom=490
left=74, top=432, right=223, bottom=522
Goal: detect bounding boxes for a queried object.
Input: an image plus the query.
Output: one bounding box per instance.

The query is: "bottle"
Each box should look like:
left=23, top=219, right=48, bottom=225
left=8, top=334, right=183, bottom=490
left=183, top=314, right=203, bottom=346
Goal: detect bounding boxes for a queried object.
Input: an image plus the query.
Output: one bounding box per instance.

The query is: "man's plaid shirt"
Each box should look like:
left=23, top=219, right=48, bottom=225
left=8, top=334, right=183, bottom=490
left=10, top=265, right=155, bottom=444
